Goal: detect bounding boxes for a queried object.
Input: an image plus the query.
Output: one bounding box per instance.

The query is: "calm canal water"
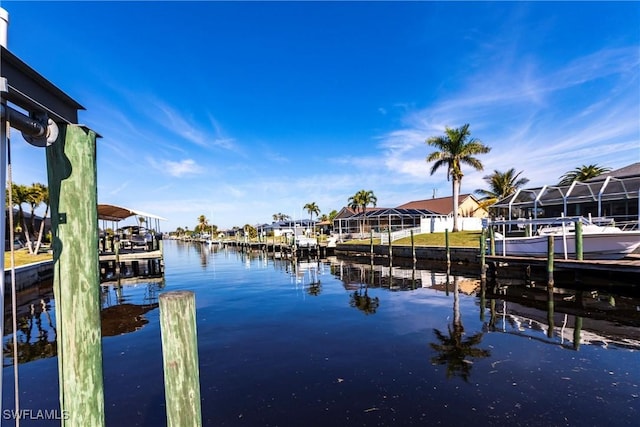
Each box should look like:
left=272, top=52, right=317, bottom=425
left=3, top=240, right=640, bottom=426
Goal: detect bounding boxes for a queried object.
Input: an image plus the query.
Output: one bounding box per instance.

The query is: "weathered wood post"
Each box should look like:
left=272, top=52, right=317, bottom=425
left=489, top=227, right=495, bottom=256
left=410, top=229, right=416, bottom=265
left=547, top=284, right=555, bottom=339
left=575, top=220, right=583, bottom=261
left=46, top=124, right=105, bottom=426
left=547, top=235, right=554, bottom=288
left=369, top=229, right=374, bottom=258
left=387, top=227, right=392, bottom=265
left=573, top=316, right=583, bottom=350
left=445, top=228, right=451, bottom=269
left=479, top=230, right=487, bottom=281
left=159, top=291, right=202, bottom=427
left=115, top=235, right=121, bottom=278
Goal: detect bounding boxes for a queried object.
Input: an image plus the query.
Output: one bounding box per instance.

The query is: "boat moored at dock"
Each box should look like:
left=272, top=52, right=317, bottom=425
left=487, top=216, right=640, bottom=260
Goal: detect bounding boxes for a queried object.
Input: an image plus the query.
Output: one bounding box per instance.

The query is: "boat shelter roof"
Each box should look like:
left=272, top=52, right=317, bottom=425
left=97, top=204, right=167, bottom=222
left=350, top=208, right=438, bottom=219
left=492, top=175, right=640, bottom=210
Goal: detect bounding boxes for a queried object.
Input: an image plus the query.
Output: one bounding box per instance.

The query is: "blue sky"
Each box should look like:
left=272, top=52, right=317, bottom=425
left=4, top=1, right=639, bottom=231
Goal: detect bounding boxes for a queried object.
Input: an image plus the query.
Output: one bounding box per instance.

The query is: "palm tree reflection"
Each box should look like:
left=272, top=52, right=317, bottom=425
left=307, top=282, right=322, bottom=296
left=3, top=299, right=57, bottom=366
left=350, top=283, right=380, bottom=315
left=430, top=276, right=490, bottom=381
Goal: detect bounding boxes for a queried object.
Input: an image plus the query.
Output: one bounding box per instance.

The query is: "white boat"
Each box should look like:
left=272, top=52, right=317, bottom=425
left=294, top=235, right=318, bottom=248
left=489, top=217, right=640, bottom=260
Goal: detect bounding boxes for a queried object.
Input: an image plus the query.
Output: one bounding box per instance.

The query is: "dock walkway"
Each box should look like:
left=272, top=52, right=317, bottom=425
left=485, top=254, right=640, bottom=274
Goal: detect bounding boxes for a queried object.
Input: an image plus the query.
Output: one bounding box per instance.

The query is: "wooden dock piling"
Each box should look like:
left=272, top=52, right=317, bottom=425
left=159, top=291, right=202, bottom=427
left=547, top=235, right=554, bottom=287
left=387, top=227, right=393, bottom=264
left=575, top=221, right=583, bottom=261
left=445, top=228, right=451, bottom=269
left=47, top=124, right=105, bottom=426
left=479, top=230, right=487, bottom=281
left=410, top=230, right=416, bottom=265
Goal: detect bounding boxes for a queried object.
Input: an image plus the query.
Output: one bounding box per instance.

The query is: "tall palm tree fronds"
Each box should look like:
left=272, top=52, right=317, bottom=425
left=558, top=164, right=611, bottom=186
left=303, top=202, right=321, bottom=236
left=476, top=168, right=529, bottom=208
left=272, top=213, right=291, bottom=222
left=196, top=215, right=209, bottom=234
left=348, top=189, right=377, bottom=236
left=426, top=124, right=490, bottom=232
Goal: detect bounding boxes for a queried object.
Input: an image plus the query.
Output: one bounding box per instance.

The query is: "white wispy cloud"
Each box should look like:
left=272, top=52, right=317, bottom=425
left=148, top=158, right=205, bottom=177
left=376, top=44, right=640, bottom=194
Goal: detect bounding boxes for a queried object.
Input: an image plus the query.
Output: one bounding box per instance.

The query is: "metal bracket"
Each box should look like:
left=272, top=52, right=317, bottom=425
left=22, top=111, right=58, bottom=147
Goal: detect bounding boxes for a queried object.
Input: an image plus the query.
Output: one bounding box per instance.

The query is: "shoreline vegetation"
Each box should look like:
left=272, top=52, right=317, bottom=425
left=4, top=231, right=481, bottom=269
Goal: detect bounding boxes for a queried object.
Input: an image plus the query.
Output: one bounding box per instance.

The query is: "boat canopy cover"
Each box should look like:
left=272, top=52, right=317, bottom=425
left=97, top=204, right=167, bottom=222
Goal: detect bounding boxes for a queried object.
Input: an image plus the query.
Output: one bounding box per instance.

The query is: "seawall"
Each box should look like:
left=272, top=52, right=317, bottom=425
left=4, top=260, right=54, bottom=292
left=334, top=244, right=479, bottom=263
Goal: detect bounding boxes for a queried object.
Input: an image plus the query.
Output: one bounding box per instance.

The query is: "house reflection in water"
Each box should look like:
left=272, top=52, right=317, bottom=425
left=100, top=278, right=164, bottom=337
left=2, top=279, right=165, bottom=365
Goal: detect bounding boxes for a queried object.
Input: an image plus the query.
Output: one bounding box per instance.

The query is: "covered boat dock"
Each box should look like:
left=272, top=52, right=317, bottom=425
left=98, top=204, right=166, bottom=282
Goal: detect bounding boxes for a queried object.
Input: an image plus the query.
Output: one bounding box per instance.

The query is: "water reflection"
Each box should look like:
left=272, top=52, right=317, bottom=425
left=430, top=276, right=490, bottom=381
left=100, top=278, right=165, bottom=337
left=349, top=283, right=380, bottom=315
left=327, top=256, right=640, bottom=358
left=482, top=280, right=640, bottom=351
left=3, top=296, right=56, bottom=366
left=2, top=279, right=165, bottom=366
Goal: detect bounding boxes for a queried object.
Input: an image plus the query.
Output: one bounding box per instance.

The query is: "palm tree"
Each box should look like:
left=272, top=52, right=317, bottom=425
left=272, top=213, right=291, bottom=222
left=196, top=214, right=208, bottom=234
left=303, top=202, right=321, bottom=236
left=558, top=164, right=612, bottom=186
left=426, top=124, right=491, bottom=232
left=22, top=183, right=47, bottom=253
left=476, top=168, right=529, bottom=207
left=7, top=183, right=29, bottom=247
left=348, top=189, right=377, bottom=236
left=33, top=183, right=50, bottom=254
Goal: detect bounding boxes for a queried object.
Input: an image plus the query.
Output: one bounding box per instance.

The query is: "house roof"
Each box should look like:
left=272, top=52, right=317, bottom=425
left=587, top=162, right=640, bottom=182
left=396, top=194, right=476, bottom=215
left=353, top=207, right=436, bottom=218
left=97, top=204, right=167, bottom=222
left=334, top=206, right=386, bottom=219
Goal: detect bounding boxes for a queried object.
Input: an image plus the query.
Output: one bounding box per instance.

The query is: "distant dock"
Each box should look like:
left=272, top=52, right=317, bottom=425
left=99, top=236, right=164, bottom=282
left=221, top=241, right=334, bottom=259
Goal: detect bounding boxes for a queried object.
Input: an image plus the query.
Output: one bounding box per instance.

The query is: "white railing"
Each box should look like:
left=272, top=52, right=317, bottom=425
left=380, top=227, right=422, bottom=244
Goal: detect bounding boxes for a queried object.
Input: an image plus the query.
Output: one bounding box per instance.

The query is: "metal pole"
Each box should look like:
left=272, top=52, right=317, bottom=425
left=0, top=79, right=7, bottom=418
left=0, top=104, right=48, bottom=137
left=159, top=291, right=202, bottom=427
left=0, top=8, right=8, bottom=412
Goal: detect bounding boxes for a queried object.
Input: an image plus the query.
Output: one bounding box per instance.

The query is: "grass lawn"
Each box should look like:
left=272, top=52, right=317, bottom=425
left=4, top=248, right=53, bottom=269
left=344, top=231, right=482, bottom=248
